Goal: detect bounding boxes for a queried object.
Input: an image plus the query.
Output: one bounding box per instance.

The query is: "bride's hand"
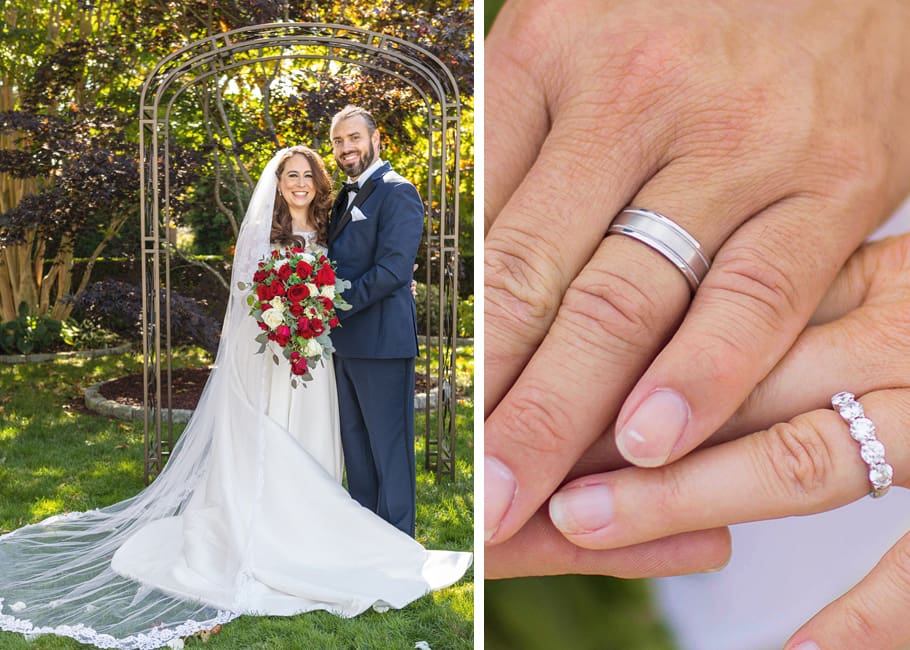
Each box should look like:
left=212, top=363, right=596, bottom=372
left=484, top=0, right=910, bottom=547
left=545, top=233, right=910, bottom=649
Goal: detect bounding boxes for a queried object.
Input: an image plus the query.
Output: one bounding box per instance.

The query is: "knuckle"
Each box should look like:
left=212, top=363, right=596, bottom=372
left=840, top=597, right=881, bottom=646
left=497, top=379, right=576, bottom=457
left=758, top=417, right=837, bottom=501
left=559, top=266, right=663, bottom=360
left=709, top=238, right=805, bottom=328
left=485, top=238, right=563, bottom=333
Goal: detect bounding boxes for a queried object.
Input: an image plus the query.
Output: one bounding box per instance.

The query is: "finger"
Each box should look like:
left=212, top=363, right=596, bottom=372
left=484, top=24, right=694, bottom=416
left=485, top=508, right=731, bottom=580
left=785, top=531, right=910, bottom=650
left=561, top=234, right=910, bottom=480
left=717, top=234, right=910, bottom=443
left=485, top=139, right=805, bottom=541
left=549, top=389, right=910, bottom=549
left=613, top=193, right=873, bottom=468
left=484, top=0, right=555, bottom=232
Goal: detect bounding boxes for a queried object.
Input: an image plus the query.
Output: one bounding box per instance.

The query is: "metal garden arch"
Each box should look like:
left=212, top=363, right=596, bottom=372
left=139, top=23, right=463, bottom=483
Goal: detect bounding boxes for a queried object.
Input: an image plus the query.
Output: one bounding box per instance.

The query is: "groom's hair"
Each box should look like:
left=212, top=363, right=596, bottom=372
left=331, top=105, right=377, bottom=134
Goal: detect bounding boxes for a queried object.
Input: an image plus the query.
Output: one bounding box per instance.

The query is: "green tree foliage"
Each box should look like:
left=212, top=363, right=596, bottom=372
left=0, top=0, right=474, bottom=319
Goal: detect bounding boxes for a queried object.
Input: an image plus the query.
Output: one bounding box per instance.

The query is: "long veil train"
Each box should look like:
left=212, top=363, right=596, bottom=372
left=0, top=150, right=471, bottom=649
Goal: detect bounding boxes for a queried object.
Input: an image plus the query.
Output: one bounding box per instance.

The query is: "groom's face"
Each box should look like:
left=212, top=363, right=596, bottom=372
left=331, top=116, right=380, bottom=179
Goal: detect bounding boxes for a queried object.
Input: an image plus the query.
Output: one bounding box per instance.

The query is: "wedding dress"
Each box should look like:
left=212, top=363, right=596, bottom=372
left=0, top=150, right=471, bottom=649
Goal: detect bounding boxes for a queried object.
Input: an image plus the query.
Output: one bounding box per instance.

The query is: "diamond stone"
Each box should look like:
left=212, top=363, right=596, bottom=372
left=838, top=400, right=864, bottom=420
left=849, top=417, right=876, bottom=442
left=860, top=440, right=886, bottom=465
left=831, top=391, right=855, bottom=408
left=870, top=463, right=893, bottom=488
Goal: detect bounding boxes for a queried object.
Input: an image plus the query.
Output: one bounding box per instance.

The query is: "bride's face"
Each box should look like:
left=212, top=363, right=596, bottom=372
left=278, top=154, right=316, bottom=212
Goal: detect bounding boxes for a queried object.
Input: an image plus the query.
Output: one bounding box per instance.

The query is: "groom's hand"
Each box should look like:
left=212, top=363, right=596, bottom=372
left=485, top=508, right=730, bottom=579
left=485, top=0, right=910, bottom=548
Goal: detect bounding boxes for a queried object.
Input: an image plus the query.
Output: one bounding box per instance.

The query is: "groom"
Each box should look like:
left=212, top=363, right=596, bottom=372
left=327, top=105, right=423, bottom=537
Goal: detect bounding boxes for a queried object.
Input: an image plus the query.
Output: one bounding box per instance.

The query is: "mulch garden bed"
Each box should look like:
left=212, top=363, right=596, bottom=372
left=98, top=368, right=441, bottom=410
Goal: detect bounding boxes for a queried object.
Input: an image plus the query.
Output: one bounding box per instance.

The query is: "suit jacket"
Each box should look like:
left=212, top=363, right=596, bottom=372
left=327, top=161, right=423, bottom=359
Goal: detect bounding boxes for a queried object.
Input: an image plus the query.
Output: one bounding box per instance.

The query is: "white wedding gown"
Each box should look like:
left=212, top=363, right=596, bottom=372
left=0, top=160, right=471, bottom=649
left=654, top=199, right=910, bottom=650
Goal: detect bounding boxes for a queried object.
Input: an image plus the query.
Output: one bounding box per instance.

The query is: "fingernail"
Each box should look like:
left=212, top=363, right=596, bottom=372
left=549, top=482, right=614, bottom=534
left=616, top=389, right=690, bottom=467
left=485, top=456, right=517, bottom=542
left=790, top=642, right=820, bottom=650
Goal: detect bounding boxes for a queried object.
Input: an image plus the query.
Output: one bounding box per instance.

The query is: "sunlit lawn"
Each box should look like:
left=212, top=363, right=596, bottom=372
left=0, top=347, right=473, bottom=649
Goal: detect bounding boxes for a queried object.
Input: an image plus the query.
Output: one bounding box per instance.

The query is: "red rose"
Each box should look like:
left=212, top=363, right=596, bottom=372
left=289, top=302, right=304, bottom=317
left=290, top=357, right=308, bottom=376
left=275, top=324, right=291, bottom=346
left=277, top=264, right=293, bottom=281
left=317, top=296, right=334, bottom=311
left=253, top=269, right=268, bottom=283
left=295, top=260, right=313, bottom=278
left=256, top=284, right=271, bottom=301
left=309, top=318, right=325, bottom=337
left=297, top=317, right=314, bottom=339
left=329, top=317, right=340, bottom=328
left=257, top=321, right=269, bottom=331
left=287, top=284, right=309, bottom=303
left=268, top=281, right=285, bottom=299
left=260, top=302, right=271, bottom=311
left=316, top=265, right=335, bottom=285
left=271, top=249, right=280, bottom=259
left=290, top=246, right=305, bottom=254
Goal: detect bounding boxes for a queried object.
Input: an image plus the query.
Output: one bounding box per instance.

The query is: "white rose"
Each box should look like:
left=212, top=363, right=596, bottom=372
left=269, top=297, right=286, bottom=313
left=303, top=339, right=323, bottom=358
left=320, top=285, right=335, bottom=299
left=261, top=308, right=285, bottom=330
left=305, top=282, right=318, bottom=296
left=301, top=253, right=315, bottom=264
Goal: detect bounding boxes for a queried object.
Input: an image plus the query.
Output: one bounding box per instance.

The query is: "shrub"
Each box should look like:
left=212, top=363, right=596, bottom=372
left=73, top=280, right=221, bottom=355
left=457, top=295, right=474, bottom=338
left=0, top=303, right=63, bottom=354
left=415, top=283, right=474, bottom=339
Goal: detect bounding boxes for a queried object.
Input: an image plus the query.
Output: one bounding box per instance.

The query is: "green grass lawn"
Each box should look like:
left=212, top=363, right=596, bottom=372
left=0, top=347, right=474, bottom=649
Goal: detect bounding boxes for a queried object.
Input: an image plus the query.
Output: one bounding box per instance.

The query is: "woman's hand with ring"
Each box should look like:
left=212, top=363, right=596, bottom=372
left=545, top=233, right=910, bottom=648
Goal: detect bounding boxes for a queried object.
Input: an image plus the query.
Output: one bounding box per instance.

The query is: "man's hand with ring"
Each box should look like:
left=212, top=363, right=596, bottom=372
left=484, top=0, right=910, bottom=556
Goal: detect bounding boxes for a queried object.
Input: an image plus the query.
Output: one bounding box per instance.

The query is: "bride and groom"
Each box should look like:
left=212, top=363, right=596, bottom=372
left=0, top=105, right=471, bottom=648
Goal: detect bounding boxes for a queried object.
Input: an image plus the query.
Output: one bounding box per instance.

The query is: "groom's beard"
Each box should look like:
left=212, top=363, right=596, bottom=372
left=337, top=142, right=375, bottom=179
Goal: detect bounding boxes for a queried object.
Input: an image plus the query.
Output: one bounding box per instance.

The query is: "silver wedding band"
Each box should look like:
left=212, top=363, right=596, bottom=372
left=831, top=392, right=892, bottom=498
left=606, top=207, right=710, bottom=291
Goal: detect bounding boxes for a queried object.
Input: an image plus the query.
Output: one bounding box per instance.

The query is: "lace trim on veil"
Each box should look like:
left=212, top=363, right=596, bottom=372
left=0, top=606, right=238, bottom=650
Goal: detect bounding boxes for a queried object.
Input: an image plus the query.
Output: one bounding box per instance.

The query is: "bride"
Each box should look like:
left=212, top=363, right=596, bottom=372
left=0, top=146, right=472, bottom=649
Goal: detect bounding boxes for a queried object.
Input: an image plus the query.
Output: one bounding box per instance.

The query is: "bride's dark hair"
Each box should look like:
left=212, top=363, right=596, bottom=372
left=270, top=145, right=333, bottom=247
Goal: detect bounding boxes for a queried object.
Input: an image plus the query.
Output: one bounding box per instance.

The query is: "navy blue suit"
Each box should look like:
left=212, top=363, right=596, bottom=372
left=328, top=161, right=423, bottom=536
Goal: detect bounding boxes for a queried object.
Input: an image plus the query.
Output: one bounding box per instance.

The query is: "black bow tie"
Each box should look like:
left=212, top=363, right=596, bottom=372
left=342, top=181, right=360, bottom=193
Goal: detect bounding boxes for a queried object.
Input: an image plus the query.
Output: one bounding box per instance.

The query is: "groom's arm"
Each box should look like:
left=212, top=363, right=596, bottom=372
left=337, top=180, right=423, bottom=320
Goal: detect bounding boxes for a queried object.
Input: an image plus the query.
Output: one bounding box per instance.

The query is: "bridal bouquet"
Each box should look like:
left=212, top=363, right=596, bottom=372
left=238, top=247, right=351, bottom=386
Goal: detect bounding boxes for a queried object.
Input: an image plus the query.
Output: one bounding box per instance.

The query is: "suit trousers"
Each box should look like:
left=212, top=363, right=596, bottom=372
left=333, top=355, right=416, bottom=537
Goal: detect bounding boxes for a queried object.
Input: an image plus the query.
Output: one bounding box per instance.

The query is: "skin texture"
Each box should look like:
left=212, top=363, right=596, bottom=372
left=546, top=234, right=910, bottom=649
left=484, top=0, right=910, bottom=559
